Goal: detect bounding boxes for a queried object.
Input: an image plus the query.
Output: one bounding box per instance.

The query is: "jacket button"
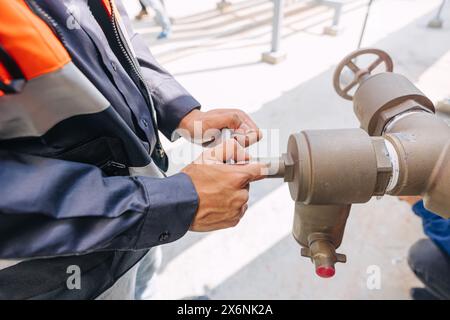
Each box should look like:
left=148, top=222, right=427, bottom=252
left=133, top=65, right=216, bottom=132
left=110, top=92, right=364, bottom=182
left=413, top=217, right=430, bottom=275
left=159, top=231, right=170, bottom=242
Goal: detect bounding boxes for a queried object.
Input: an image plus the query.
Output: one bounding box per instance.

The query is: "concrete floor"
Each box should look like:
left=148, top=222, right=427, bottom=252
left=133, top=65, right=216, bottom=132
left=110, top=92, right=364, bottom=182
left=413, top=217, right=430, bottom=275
left=127, top=0, right=450, bottom=299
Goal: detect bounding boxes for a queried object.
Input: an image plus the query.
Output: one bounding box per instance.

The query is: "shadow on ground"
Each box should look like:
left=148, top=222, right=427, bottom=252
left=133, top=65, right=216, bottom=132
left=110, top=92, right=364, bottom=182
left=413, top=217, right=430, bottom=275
left=135, top=0, right=367, bottom=64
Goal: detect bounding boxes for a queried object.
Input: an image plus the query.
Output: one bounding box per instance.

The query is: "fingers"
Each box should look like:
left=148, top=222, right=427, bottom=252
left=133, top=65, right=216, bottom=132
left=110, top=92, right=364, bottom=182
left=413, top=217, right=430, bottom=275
left=204, top=112, right=242, bottom=131
left=233, top=128, right=261, bottom=147
left=206, top=109, right=262, bottom=147
left=398, top=196, right=422, bottom=206
left=233, top=111, right=263, bottom=145
left=217, top=139, right=250, bottom=163
left=195, top=143, right=268, bottom=185
left=233, top=162, right=269, bottom=183
left=233, top=191, right=249, bottom=223
left=221, top=204, right=248, bottom=229
left=199, top=139, right=250, bottom=164
left=217, top=109, right=258, bottom=132
left=239, top=203, right=248, bottom=219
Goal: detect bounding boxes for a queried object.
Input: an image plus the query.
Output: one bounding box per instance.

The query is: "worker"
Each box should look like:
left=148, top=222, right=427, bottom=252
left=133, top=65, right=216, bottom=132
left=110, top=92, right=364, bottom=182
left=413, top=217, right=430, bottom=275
left=0, top=0, right=264, bottom=299
left=400, top=197, right=450, bottom=300
left=135, top=0, right=172, bottom=39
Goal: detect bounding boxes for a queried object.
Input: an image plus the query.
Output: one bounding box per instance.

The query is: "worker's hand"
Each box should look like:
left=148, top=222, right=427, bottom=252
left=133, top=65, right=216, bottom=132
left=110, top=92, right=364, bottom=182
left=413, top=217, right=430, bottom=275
left=398, top=196, right=422, bottom=206
left=178, top=109, right=262, bottom=147
left=182, top=139, right=267, bottom=232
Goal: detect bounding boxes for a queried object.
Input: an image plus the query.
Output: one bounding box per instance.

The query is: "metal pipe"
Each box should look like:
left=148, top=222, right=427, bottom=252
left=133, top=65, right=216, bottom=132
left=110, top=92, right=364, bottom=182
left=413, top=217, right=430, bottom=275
left=270, top=48, right=450, bottom=277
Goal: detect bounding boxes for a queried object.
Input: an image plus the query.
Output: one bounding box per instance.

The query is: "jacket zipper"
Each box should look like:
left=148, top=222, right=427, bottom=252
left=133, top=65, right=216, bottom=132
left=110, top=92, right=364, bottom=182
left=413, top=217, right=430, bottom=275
left=26, top=0, right=165, bottom=158
left=107, top=0, right=163, bottom=156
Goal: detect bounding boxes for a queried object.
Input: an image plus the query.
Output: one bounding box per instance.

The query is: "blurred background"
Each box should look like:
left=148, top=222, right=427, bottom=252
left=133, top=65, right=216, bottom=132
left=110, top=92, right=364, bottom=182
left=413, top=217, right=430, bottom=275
left=124, top=0, right=450, bottom=299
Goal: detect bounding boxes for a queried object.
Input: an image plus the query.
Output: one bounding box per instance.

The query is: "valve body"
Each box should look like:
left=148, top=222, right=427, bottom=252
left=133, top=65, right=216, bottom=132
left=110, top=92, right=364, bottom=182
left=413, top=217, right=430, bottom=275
left=268, top=48, right=450, bottom=278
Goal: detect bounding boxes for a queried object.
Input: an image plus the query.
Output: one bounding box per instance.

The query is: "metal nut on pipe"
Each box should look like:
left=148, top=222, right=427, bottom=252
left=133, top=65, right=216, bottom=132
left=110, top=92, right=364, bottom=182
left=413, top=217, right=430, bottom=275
left=371, top=137, right=393, bottom=196
left=257, top=153, right=294, bottom=181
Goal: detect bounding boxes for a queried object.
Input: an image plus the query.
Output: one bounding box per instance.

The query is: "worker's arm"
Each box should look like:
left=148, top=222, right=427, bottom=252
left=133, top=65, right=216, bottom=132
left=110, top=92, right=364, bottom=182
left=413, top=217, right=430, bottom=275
left=0, top=140, right=266, bottom=259
left=116, top=0, right=201, bottom=140
left=412, top=200, right=450, bottom=256
left=0, top=149, right=198, bottom=259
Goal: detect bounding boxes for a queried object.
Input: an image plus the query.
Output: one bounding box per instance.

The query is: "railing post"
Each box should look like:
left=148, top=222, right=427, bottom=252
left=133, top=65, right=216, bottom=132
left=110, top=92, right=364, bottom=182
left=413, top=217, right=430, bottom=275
left=262, top=0, right=287, bottom=64
left=428, top=0, right=447, bottom=29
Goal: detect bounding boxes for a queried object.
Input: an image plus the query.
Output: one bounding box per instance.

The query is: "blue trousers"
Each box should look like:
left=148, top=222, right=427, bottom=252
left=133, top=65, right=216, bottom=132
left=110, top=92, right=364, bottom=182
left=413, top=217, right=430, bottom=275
left=139, top=0, right=171, bottom=31
left=408, top=239, right=450, bottom=300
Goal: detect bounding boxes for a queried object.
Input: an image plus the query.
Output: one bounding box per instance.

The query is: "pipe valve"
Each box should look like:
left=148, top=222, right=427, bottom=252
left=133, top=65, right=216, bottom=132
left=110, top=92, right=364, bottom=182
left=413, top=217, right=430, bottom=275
left=264, top=48, right=450, bottom=278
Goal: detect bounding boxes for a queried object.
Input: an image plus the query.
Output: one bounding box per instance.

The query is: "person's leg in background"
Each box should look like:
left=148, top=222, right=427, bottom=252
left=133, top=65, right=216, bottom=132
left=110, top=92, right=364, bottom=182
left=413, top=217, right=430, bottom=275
left=95, top=248, right=161, bottom=300
left=134, top=247, right=162, bottom=299
left=408, top=238, right=450, bottom=300
left=135, top=0, right=149, bottom=20
left=137, top=0, right=172, bottom=39
left=96, top=265, right=139, bottom=300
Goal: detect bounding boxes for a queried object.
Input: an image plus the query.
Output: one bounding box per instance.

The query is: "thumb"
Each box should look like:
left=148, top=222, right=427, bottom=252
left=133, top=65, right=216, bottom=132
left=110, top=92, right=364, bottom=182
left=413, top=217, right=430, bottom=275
left=234, top=162, right=269, bottom=183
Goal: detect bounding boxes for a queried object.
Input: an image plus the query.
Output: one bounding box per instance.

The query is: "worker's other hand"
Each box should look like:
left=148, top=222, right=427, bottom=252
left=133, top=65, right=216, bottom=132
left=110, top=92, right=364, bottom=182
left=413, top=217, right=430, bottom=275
left=178, top=109, right=262, bottom=147
left=182, top=139, right=267, bottom=232
left=398, top=196, right=422, bottom=206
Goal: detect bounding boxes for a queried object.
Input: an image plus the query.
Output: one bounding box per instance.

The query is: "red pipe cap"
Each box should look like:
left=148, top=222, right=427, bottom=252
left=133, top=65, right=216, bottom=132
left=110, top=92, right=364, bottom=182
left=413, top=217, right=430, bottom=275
left=316, top=266, right=335, bottom=278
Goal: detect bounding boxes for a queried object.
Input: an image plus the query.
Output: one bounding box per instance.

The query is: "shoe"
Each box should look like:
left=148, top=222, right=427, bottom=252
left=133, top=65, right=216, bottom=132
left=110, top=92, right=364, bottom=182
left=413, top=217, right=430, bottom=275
left=135, top=9, right=148, bottom=21
left=157, top=30, right=171, bottom=40
left=410, top=287, right=439, bottom=300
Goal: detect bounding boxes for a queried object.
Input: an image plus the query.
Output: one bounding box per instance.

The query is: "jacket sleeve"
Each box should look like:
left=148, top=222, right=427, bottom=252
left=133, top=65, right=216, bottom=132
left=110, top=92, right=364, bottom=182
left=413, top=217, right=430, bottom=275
left=116, top=0, right=201, bottom=140
left=0, top=150, right=198, bottom=259
left=413, top=200, right=450, bottom=256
